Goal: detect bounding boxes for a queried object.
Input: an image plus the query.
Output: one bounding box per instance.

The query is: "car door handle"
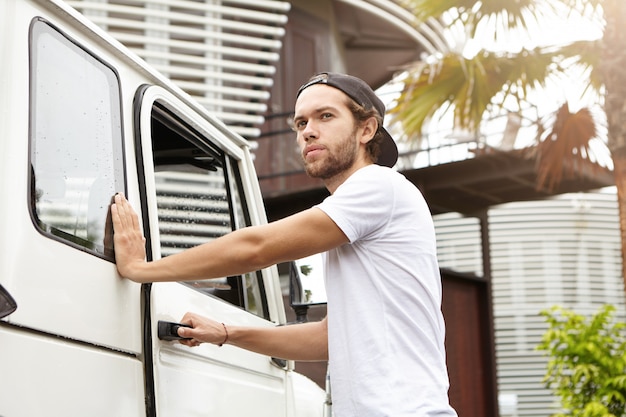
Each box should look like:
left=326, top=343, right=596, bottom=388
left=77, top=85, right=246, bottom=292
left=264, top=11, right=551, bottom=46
left=157, top=320, right=192, bottom=341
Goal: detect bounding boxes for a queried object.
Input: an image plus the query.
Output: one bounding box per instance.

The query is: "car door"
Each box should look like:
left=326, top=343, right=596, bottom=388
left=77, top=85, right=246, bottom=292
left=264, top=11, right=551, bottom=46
left=0, top=12, right=145, bottom=417
left=133, top=85, right=288, bottom=417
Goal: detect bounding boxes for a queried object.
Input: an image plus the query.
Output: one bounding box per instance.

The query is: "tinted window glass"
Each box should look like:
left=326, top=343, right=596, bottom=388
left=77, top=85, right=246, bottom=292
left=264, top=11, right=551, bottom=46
left=149, top=102, right=268, bottom=318
left=29, top=19, right=124, bottom=259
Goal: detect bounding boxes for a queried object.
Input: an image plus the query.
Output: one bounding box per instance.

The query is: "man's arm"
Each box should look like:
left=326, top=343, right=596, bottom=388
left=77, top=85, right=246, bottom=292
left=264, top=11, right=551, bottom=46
left=111, top=193, right=347, bottom=283
left=177, top=312, right=329, bottom=361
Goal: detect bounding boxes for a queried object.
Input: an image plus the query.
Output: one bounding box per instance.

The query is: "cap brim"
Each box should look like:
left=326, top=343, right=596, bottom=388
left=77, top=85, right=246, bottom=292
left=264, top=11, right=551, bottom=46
left=377, top=128, right=398, bottom=168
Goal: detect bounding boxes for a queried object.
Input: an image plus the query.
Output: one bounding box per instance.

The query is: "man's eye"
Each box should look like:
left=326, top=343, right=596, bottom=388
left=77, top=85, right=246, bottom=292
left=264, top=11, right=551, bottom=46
left=321, top=113, right=332, bottom=120
left=290, top=119, right=307, bottom=131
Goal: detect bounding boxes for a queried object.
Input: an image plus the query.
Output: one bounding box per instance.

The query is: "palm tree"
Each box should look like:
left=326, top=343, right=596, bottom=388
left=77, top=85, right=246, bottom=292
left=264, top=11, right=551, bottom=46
left=391, top=0, right=626, bottom=284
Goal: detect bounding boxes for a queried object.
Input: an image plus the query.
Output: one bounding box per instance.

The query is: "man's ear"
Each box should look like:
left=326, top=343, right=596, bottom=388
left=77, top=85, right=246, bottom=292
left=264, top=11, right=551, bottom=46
left=359, top=116, right=378, bottom=145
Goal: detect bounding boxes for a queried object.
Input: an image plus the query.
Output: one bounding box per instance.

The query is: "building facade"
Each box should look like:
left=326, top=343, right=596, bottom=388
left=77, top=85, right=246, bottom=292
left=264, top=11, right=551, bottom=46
left=435, top=188, right=626, bottom=417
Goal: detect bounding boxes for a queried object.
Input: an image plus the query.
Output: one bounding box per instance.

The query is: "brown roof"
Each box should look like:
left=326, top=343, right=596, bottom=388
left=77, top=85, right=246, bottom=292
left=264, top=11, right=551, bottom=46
left=263, top=149, right=614, bottom=220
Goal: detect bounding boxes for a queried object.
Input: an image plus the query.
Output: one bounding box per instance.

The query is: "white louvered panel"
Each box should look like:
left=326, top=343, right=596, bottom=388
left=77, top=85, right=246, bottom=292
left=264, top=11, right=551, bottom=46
left=109, top=33, right=280, bottom=61
left=495, top=312, right=575, bottom=417
left=69, top=0, right=289, bottom=138
left=82, top=16, right=284, bottom=48
left=86, top=16, right=281, bottom=49
left=155, top=170, right=232, bottom=257
left=433, top=189, right=625, bottom=417
left=226, top=125, right=261, bottom=138
left=191, top=97, right=266, bottom=113
left=488, top=189, right=626, bottom=417
left=142, top=63, right=273, bottom=87
left=69, top=1, right=286, bottom=35
left=128, top=49, right=276, bottom=74
left=223, top=0, right=290, bottom=11
left=117, top=0, right=289, bottom=24
left=171, top=80, right=270, bottom=99
left=210, top=112, right=264, bottom=124
left=433, top=212, right=483, bottom=275
left=159, top=223, right=230, bottom=239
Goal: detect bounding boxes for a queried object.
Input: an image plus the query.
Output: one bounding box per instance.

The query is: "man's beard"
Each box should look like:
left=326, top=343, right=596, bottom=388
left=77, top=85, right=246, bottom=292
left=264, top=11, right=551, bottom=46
left=303, top=130, right=358, bottom=180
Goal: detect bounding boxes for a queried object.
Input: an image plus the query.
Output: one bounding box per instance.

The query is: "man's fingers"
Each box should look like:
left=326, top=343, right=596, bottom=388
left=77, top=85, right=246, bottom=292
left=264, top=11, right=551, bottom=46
left=112, top=194, right=124, bottom=228
left=112, top=193, right=136, bottom=230
left=109, top=193, right=148, bottom=281
left=117, top=194, right=130, bottom=226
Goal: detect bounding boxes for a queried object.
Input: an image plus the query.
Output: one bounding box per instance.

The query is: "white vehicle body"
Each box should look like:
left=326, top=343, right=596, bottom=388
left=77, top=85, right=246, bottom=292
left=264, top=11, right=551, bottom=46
left=0, top=0, right=325, bottom=416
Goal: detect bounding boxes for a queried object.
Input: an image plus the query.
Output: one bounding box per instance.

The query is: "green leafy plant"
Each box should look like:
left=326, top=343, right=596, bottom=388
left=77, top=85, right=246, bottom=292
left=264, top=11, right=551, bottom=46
left=537, top=305, right=626, bottom=417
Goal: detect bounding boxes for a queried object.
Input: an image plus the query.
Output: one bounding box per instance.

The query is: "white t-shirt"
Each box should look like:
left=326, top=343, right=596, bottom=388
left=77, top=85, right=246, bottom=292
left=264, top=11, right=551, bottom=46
left=316, top=164, right=457, bottom=417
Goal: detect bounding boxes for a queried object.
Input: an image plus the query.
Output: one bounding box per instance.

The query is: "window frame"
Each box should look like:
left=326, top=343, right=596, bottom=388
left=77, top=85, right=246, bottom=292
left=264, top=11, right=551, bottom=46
left=27, top=17, right=126, bottom=261
left=133, top=84, right=269, bottom=318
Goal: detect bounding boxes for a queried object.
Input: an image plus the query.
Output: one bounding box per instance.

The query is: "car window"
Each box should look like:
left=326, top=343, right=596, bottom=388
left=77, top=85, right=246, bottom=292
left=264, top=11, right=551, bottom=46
left=147, top=101, right=268, bottom=318
left=29, top=18, right=124, bottom=260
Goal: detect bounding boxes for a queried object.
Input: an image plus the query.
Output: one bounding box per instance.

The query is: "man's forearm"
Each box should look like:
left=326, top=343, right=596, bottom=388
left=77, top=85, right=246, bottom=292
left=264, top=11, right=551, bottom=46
left=179, top=313, right=328, bottom=361
left=123, top=225, right=273, bottom=283
left=227, top=320, right=328, bottom=361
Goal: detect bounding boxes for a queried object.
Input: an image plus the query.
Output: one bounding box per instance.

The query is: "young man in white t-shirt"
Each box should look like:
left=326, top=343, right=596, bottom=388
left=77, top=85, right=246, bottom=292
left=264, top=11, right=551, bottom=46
left=111, top=72, right=458, bottom=417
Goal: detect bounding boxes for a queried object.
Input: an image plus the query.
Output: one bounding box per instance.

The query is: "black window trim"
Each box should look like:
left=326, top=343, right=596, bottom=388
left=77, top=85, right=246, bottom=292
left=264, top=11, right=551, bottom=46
left=27, top=17, right=127, bottom=262
left=132, top=84, right=269, bottom=319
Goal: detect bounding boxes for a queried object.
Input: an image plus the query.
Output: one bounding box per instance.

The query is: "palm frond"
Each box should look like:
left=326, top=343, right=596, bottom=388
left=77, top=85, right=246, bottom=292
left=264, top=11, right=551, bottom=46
left=534, top=103, right=601, bottom=191
left=556, top=39, right=603, bottom=92
left=400, top=0, right=478, bottom=23
left=389, top=47, right=563, bottom=138
left=402, top=0, right=555, bottom=38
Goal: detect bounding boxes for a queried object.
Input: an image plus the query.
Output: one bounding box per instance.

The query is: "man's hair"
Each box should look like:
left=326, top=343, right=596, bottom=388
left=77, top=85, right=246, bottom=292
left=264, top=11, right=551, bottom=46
left=345, top=97, right=383, bottom=163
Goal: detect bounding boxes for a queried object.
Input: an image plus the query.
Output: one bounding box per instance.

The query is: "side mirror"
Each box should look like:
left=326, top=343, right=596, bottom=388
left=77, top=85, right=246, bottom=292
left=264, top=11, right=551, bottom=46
left=0, top=283, right=17, bottom=319
left=289, top=254, right=327, bottom=323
